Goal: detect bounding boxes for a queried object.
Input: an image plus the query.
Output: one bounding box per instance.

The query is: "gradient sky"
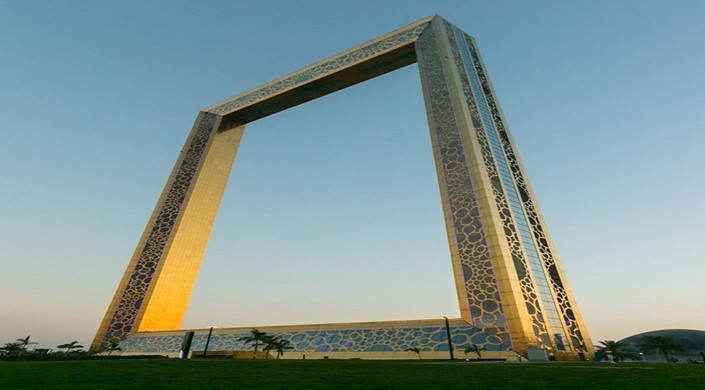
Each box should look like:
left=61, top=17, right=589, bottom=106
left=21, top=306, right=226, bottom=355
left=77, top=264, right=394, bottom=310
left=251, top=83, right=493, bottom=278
left=1, top=0, right=703, bottom=350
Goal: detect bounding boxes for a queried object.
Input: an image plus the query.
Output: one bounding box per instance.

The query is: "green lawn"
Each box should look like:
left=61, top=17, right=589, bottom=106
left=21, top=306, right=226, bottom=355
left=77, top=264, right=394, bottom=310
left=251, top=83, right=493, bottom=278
left=1, top=359, right=703, bottom=389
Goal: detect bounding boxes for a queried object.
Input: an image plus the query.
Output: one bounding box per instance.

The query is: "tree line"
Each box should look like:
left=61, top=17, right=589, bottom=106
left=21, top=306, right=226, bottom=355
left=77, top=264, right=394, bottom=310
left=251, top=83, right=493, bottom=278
left=1, top=336, right=85, bottom=357
left=1, top=329, right=293, bottom=360
left=0, top=336, right=124, bottom=359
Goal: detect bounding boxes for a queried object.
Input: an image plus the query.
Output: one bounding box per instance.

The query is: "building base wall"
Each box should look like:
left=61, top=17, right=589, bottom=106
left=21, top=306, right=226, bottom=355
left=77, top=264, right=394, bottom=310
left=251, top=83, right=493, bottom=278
left=110, top=318, right=523, bottom=361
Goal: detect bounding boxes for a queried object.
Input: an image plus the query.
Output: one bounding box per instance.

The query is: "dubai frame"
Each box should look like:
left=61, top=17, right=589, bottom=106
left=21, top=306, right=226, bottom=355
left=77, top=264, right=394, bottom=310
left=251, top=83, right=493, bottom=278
left=92, top=15, right=593, bottom=359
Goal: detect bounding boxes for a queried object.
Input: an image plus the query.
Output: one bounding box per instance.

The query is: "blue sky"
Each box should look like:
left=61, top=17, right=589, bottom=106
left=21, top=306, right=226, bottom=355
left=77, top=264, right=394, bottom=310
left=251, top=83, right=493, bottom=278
left=1, top=0, right=704, bottom=349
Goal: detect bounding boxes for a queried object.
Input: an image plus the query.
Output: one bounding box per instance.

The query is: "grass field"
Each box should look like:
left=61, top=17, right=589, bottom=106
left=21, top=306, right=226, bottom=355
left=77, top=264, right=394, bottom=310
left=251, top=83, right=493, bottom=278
left=1, top=359, right=704, bottom=389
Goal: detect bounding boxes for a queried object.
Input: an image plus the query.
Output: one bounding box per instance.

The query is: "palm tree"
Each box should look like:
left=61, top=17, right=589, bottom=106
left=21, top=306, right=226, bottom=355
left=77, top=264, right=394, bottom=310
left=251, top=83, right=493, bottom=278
left=238, top=329, right=268, bottom=359
left=261, top=335, right=275, bottom=359
left=269, top=337, right=293, bottom=359
left=404, top=347, right=422, bottom=359
left=57, top=341, right=84, bottom=354
left=595, top=340, right=640, bottom=362
left=104, top=340, right=122, bottom=356
left=464, top=344, right=486, bottom=359
left=260, top=335, right=292, bottom=359
left=16, top=336, right=38, bottom=354
left=638, top=335, right=686, bottom=362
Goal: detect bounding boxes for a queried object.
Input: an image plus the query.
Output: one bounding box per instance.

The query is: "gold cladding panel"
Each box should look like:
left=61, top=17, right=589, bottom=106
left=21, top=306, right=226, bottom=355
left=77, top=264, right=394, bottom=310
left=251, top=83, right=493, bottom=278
left=137, top=125, right=245, bottom=331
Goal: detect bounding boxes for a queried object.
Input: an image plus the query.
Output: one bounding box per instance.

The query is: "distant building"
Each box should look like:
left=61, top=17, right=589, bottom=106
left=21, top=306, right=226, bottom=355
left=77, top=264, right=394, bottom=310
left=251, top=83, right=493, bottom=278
left=619, top=329, right=705, bottom=362
left=91, top=15, right=592, bottom=359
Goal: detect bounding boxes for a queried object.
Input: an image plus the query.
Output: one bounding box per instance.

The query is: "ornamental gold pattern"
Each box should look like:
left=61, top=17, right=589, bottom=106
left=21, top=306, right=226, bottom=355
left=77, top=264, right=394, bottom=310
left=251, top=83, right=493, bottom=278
left=459, top=31, right=590, bottom=352
left=206, top=18, right=433, bottom=117
left=416, top=26, right=511, bottom=347
left=461, top=34, right=591, bottom=353
left=439, top=22, right=550, bottom=345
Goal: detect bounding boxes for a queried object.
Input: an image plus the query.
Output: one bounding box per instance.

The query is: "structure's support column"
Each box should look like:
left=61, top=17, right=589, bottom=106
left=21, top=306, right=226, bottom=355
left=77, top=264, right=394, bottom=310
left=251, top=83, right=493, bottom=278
left=416, top=18, right=531, bottom=352
left=464, top=35, right=594, bottom=357
left=90, top=112, right=245, bottom=352
left=416, top=16, right=593, bottom=358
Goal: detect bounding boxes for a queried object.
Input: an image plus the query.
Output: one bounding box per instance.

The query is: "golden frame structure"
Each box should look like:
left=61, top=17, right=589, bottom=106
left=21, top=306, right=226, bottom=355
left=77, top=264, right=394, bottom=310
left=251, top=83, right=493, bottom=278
left=91, top=15, right=592, bottom=358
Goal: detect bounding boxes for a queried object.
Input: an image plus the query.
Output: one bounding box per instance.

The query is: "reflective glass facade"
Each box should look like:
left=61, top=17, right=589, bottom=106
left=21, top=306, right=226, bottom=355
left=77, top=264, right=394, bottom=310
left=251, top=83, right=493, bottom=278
left=451, top=26, right=568, bottom=348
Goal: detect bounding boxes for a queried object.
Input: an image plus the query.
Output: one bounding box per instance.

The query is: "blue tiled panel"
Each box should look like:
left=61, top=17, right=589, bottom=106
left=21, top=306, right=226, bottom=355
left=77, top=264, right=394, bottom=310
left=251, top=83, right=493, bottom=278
left=119, top=324, right=508, bottom=354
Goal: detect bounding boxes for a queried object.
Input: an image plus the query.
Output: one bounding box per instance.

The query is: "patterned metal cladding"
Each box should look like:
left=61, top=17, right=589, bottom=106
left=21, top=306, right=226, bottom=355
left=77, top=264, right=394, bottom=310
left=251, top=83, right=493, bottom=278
left=439, top=21, right=551, bottom=346
left=208, top=20, right=431, bottom=116
left=94, top=112, right=220, bottom=351
left=461, top=35, right=589, bottom=352
left=416, top=23, right=511, bottom=348
left=118, top=324, right=503, bottom=354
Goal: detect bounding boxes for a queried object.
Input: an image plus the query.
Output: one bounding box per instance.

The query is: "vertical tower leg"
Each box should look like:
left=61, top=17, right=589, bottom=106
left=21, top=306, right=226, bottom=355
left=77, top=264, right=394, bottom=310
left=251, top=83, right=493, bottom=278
left=416, top=20, right=521, bottom=351
left=90, top=112, right=245, bottom=352
left=416, top=17, right=593, bottom=358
